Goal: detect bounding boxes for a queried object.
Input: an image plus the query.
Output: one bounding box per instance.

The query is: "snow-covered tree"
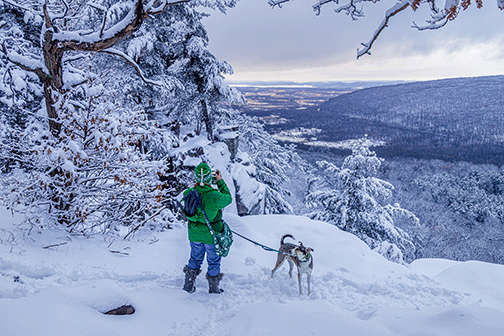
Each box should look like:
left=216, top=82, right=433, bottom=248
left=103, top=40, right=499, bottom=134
left=407, top=162, right=504, bottom=261
left=97, top=1, right=244, bottom=137
left=0, top=64, right=173, bottom=234
left=375, top=157, right=504, bottom=264
left=0, top=0, right=243, bottom=234
left=238, top=114, right=312, bottom=214
left=269, top=0, right=502, bottom=59
left=306, top=137, right=419, bottom=263
left=1, top=0, right=198, bottom=136
left=0, top=0, right=177, bottom=232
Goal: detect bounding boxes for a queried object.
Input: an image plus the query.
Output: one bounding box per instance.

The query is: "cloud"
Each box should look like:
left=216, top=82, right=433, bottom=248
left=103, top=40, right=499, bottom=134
left=202, top=0, right=504, bottom=82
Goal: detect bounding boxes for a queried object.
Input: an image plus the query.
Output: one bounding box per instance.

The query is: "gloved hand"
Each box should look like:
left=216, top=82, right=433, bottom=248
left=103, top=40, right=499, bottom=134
left=213, top=169, right=222, bottom=182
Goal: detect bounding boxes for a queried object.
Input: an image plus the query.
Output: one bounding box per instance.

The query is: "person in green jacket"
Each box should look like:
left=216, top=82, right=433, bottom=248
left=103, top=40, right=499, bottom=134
left=182, top=162, right=232, bottom=294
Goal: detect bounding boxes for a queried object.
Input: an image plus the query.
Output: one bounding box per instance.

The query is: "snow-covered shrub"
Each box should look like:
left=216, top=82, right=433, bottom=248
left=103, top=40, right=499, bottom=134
left=1, top=77, right=168, bottom=235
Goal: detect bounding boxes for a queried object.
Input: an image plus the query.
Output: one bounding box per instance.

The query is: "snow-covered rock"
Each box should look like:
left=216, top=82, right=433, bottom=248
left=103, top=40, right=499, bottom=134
left=231, top=155, right=266, bottom=216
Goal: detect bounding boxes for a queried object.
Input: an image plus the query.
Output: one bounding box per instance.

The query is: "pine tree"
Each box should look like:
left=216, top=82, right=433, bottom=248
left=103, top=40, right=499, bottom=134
left=105, top=2, right=244, bottom=137
left=307, top=137, right=419, bottom=263
left=238, top=115, right=311, bottom=214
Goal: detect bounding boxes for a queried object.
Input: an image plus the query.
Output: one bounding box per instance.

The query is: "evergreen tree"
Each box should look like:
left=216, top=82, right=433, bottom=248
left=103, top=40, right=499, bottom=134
left=102, top=2, right=244, bottom=136
left=238, top=114, right=312, bottom=214
left=306, top=137, right=419, bottom=263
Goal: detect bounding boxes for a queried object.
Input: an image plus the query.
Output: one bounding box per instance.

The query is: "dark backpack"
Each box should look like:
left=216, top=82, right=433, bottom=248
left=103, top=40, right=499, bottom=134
left=182, top=189, right=201, bottom=217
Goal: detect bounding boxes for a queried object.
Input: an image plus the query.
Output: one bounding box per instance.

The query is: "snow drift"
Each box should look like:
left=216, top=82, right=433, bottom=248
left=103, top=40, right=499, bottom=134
left=1, top=207, right=504, bottom=335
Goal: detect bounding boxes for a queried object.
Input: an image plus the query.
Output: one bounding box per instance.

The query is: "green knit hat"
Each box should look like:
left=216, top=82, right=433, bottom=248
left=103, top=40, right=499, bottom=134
left=195, top=162, right=212, bottom=186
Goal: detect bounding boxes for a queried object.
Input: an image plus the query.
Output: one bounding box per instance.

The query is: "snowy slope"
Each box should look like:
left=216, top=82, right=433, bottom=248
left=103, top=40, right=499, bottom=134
left=1, top=207, right=504, bottom=336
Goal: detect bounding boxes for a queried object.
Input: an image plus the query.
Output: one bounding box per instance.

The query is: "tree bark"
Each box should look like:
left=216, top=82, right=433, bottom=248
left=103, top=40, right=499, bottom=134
left=201, top=99, right=213, bottom=140
left=39, top=0, right=190, bottom=135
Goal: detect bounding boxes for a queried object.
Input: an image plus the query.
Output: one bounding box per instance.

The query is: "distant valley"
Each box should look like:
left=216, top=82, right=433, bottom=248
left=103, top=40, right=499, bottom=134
left=233, top=76, right=504, bottom=166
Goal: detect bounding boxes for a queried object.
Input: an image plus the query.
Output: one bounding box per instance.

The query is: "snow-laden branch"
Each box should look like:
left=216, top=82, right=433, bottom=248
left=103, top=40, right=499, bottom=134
left=2, top=0, right=30, bottom=11
left=334, top=0, right=365, bottom=20
left=5, top=51, right=49, bottom=80
left=268, top=0, right=291, bottom=8
left=412, top=17, right=448, bottom=30
left=101, top=48, right=164, bottom=86
left=410, top=0, right=459, bottom=31
left=357, top=1, right=410, bottom=59
left=49, top=0, right=190, bottom=53
left=146, top=0, right=192, bottom=15
left=313, top=0, right=337, bottom=15
left=268, top=0, right=495, bottom=59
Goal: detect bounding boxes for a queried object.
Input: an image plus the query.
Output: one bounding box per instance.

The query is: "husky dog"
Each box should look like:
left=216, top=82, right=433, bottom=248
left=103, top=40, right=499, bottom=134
left=270, top=234, right=314, bottom=295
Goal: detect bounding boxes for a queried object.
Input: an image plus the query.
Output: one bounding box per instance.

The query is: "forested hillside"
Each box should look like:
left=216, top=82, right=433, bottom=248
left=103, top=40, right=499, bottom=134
left=291, top=76, right=504, bottom=165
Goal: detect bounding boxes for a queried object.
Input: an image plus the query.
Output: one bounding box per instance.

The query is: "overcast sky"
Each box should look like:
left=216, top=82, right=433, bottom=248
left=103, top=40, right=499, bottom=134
left=202, top=0, right=504, bottom=83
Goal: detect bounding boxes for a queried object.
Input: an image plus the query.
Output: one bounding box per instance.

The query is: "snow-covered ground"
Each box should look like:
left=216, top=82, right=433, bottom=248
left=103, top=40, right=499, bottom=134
left=1, top=207, right=504, bottom=336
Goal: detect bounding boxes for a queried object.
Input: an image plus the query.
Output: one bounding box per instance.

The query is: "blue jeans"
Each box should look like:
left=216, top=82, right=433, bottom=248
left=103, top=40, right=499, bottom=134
left=187, top=242, right=221, bottom=277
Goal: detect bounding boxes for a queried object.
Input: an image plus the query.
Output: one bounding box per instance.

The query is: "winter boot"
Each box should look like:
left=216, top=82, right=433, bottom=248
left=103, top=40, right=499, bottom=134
left=183, top=265, right=201, bottom=293
left=206, top=273, right=224, bottom=294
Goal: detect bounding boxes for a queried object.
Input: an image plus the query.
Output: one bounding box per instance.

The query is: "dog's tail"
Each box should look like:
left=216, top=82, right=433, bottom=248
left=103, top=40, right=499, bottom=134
left=281, top=234, right=295, bottom=245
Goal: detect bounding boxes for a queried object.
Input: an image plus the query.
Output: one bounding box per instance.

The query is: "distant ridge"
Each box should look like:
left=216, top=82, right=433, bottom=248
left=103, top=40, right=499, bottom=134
left=297, top=75, right=504, bottom=165
left=229, top=80, right=406, bottom=90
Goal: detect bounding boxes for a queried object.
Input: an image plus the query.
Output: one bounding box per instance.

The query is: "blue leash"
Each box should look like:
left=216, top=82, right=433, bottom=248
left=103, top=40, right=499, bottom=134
left=230, top=229, right=291, bottom=255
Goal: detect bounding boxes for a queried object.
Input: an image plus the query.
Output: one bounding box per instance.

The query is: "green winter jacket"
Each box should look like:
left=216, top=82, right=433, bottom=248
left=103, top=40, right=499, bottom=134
left=183, top=179, right=232, bottom=244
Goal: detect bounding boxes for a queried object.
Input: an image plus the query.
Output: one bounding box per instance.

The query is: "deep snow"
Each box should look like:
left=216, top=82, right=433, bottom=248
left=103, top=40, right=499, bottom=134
left=1, top=207, right=504, bottom=335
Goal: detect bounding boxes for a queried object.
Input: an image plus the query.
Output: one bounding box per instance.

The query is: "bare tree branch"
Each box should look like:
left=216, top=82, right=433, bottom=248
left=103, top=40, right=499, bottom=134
left=43, top=242, right=68, bottom=249
left=87, top=3, right=109, bottom=38
left=52, top=0, right=70, bottom=23
left=101, top=48, right=164, bottom=86
left=147, top=0, right=192, bottom=15
left=313, top=0, right=337, bottom=15
left=124, top=205, right=167, bottom=239
left=268, top=0, right=291, bottom=8
left=357, top=0, right=410, bottom=59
